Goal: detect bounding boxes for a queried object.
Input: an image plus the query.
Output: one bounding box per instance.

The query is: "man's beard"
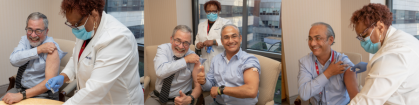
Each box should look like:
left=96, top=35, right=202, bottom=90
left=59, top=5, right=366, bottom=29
left=29, top=35, right=43, bottom=47
left=173, top=46, right=186, bottom=58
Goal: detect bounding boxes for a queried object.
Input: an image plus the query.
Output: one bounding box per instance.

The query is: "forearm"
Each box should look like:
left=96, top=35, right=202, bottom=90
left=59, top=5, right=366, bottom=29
left=155, top=58, right=187, bottom=79
left=344, top=68, right=359, bottom=100
left=191, top=83, right=202, bottom=99
left=298, top=73, right=329, bottom=101
left=25, top=80, right=50, bottom=98
left=223, top=84, right=258, bottom=98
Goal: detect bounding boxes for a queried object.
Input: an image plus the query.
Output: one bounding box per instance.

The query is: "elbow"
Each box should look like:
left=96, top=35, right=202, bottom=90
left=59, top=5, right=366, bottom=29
left=298, top=93, right=310, bottom=101
left=10, top=59, right=20, bottom=67
left=246, top=86, right=258, bottom=98
left=248, top=91, right=258, bottom=98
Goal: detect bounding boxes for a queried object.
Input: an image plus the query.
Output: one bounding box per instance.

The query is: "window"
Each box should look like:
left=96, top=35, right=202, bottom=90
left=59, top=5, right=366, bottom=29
left=106, top=0, right=145, bottom=45
left=387, top=0, right=419, bottom=39
left=193, top=0, right=282, bottom=104
left=247, top=1, right=281, bottom=54
left=105, top=0, right=145, bottom=77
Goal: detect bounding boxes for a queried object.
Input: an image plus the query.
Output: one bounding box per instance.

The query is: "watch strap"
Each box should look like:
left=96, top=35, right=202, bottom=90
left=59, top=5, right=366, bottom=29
left=21, top=90, right=27, bottom=99
left=220, top=85, right=225, bottom=94
left=188, top=95, right=195, bottom=105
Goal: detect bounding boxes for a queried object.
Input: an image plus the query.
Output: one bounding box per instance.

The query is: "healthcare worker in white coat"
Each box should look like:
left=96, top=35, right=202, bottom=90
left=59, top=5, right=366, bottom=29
left=195, top=0, right=232, bottom=73
left=45, top=0, right=144, bottom=104
left=348, top=3, right=419, bottom=105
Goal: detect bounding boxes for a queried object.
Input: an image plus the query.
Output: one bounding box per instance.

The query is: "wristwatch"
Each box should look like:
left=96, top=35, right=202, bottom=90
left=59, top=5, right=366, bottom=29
left=21, top=90, right=27, bottom=99
left=219, top=85, right=225, bottom=95
left=188, top=95, right=195, bottom=105
left=213, top=39, right=216, bottom=45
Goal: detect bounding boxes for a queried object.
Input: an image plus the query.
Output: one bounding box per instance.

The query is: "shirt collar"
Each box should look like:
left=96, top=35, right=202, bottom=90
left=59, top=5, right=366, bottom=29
left=312, top=49, right=335, bottom=64
left=221, top=48, right=243, bottom=60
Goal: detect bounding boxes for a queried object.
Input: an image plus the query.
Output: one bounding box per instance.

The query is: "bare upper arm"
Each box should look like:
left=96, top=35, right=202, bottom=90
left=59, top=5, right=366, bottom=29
left=45, top=49, right=60, bottom=78
left=243, top=68, right=260, bottom=88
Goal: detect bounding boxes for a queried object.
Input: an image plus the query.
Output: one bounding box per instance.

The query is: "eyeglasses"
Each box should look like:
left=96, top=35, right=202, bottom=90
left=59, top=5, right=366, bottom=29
left=356, top=23, right=376, bottom=41
left=222, top=34, right=240, bottom=40
left=205, top=10, right=218, bottom=15
left=64, top=15, right=88, bottom=30
left=173, top=38, right=190, bottom=48
left=307, top=36, right=327, bottom=43
left=25, top=28, right=46, bottom=35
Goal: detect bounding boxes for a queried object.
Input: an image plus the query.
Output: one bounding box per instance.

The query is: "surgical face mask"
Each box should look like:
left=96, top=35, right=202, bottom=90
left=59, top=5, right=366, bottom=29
left=72, top=16, right=95, bottom=40
left=360, top=27, right=381, bottom=54
left=207, top=13, right=218, bottom=22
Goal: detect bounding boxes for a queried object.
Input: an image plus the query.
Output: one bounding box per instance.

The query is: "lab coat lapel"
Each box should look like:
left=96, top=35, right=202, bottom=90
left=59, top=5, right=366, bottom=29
left=207, top=17, right=221, bottom=39
left=77, top=11, right=107, bottom=65
left=74, top=39, right=84, bottom=69
left=367, top=26, right=397, bottom=70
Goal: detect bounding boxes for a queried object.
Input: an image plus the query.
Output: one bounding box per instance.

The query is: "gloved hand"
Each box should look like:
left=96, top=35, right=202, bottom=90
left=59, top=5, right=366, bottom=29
left=351, top=62, right=368, bottom=73
left=45, top=75, right=65, bottom=92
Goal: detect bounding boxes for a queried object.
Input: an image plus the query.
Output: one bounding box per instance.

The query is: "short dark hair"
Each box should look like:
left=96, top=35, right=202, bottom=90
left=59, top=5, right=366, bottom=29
left=350, top=3, right=393, bottom=29
left=204, top=0, right=221, bottom=12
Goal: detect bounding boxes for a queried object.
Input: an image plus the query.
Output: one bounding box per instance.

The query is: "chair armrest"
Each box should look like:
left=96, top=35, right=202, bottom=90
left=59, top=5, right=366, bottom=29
left=61, top=80, right=77, bottom=96
left=202, top=91, right=210, bottom=98
left=141, top=76, right=150, bottom=90
left=265, top=100, right=274, bottom=105
left=7, top=76, right=16, bottom=91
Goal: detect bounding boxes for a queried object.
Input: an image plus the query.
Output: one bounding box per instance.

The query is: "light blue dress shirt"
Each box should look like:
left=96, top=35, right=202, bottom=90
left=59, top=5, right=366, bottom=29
left=9, top=36, right=66, bottom=89
left=154, top=43, right=196, bottom=98
left=202, top=48, right=261, bottom=105
left=298, top=50, right=354, bottom=105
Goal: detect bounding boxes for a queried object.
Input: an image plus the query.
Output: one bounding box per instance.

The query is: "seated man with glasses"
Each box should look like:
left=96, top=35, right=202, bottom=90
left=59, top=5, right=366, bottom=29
left=147, top=25, right=202, bottom=105
left=197, top=24, right=261, bottom=105
left=297, top=22, right=358, bottom=105
left=1, top=12, right=66, bottom=104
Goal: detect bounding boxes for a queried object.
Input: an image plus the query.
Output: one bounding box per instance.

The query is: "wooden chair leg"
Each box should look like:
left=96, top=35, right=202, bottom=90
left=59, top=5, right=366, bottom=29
left=59, top=91, right=66, bottom=102
left=7, top=76, right=15, bottom=92
left=196, top=94, right=204, bottom=105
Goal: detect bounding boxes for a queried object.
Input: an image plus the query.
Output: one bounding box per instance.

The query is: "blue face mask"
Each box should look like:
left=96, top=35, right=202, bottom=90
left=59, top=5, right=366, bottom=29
left=207, top=13, right=218, bottom=22
left=72, top=16, right=95, bottom=40
left=360, top=27, right=381, bottom=54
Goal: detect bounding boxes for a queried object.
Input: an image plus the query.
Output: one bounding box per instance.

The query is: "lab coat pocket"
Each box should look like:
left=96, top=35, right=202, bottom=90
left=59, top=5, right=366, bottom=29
left=79, top=53, right=94, bottom=79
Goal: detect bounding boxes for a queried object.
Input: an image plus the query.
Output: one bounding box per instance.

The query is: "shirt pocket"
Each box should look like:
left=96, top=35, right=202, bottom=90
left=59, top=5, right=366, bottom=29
left=176, top=65, right=192, bottom=83
left=331, top=75, right=344, bottom=92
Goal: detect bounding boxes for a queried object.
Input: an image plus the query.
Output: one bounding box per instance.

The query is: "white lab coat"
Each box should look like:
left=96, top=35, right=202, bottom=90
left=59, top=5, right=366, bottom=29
left=61, top=11, right=144, bottom=105
left=194, top=17, right=232, bottom=73
left=349, top=26, right=419, bottom=105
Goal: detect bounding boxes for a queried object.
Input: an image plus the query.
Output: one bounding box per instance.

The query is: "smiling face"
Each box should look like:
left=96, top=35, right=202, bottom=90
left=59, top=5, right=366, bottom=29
left=308, top=25, right=333, bottom=57
left=170, top=30, right=191, bottom=57
left=26, top=18, right=48, bottom=47
left=221, top=26, right=242, bottom=54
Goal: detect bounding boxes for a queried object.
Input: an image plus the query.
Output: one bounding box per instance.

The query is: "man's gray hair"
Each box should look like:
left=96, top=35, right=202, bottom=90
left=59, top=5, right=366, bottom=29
left=172, top=25, right=192, bottom=37
left=26, top=12, right=48, bottom=29
left=221, top=24, right=241, bottom=37
left=311, top=22, right=335, bottom=45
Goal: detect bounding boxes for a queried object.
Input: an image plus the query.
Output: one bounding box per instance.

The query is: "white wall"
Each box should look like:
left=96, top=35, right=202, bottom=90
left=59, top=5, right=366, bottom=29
left=0, top=0, right=74, bottom=86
